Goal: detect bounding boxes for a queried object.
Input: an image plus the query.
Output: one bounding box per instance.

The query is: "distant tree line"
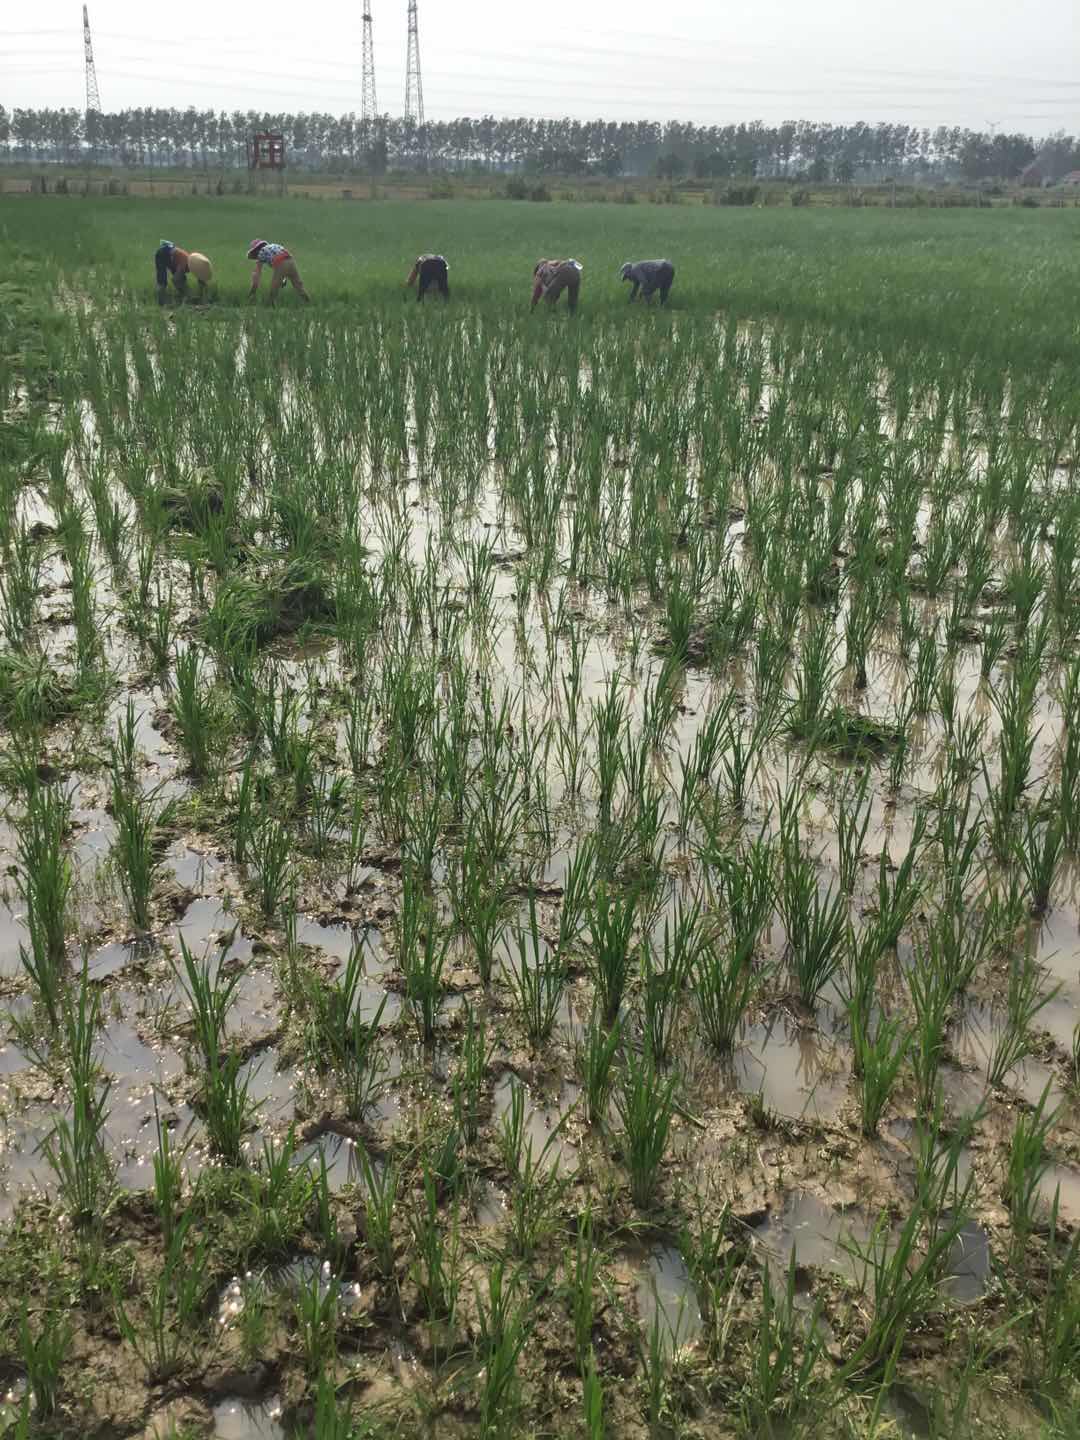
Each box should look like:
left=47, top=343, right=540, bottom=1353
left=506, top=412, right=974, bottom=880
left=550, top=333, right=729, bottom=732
left=1, top=105, right=1078, bottom=182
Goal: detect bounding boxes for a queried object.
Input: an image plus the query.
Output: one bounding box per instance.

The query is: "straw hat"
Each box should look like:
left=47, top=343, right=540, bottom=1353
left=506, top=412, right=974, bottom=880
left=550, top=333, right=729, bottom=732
left=246, top=239, right=267, bottom=260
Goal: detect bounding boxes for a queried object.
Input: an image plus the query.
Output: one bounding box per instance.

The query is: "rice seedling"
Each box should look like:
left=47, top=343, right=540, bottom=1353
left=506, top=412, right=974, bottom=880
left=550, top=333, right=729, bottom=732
left=250, top=813, right=292, bottom=921
left=173, top=937, right=256, bottom=1161
left=504, top=892, right=565, bottom=1047
left=16, top=780, right=73, bottom=1023
left=778, top=844, right=846, bottom=1008
left=113, top=1210, right=210, bottom=1381
left=741, top=1255, right=826, bottom=1434
left=39, top=962, right=114, bottom=1223
left=694, top=931, right=762, bottom=1053
left=474, top=1260, right=543, bottom=1438
left=151, top=1099, right=188, bottom=1247
left=1004, top=1081, right=1059, bottom=1255
left=17, top=1304, right=72, bottom=1418
left=0, top=525, right=42, bottom=651
left=302, top=938, right=389, bottom=1118
left=615, top=1046, right=677, bottom=1209
left=110, top=775, right=175, bottom=933
left=986, top=951, right=1057, bottom=1090
left=853, top=1009, right=910, bottom=1136
left=1014, top=805, right=1065, bottom=915
left=837, top=767, right=872, bottom=895
left=451, top=1002, right=494, bottom=1144
left=169, top=645, right=218, bottom=778
left=399, top=872, right=449, bottom=1047
left=294, top=1261, right=340, bottom=1376
left=408, top=1166, right=463, bottom=1323
left=587, top=882, right=637, bottom=1028
left=357, top=1146, right=399, bottom=1280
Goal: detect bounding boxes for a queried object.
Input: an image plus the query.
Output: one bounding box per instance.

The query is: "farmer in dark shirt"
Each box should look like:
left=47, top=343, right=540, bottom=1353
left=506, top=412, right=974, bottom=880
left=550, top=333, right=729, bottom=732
left=531, top=259, right=583, bottom=313
left=406, top=254, right=450, bottom=301
left=620, top=258, right=675, bottom=305
left=154, top=241, right=213, bottom=304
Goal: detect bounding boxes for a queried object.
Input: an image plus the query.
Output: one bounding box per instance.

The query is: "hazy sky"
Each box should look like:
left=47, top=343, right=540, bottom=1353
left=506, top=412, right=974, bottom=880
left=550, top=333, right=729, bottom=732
left=4, top=0, right=1078, bottom=132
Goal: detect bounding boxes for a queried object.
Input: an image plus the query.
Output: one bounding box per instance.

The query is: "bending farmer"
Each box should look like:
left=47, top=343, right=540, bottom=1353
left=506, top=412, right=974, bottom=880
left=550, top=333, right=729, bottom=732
left=620, top=259, right=675, bottom=305
left=246, top=240, right=310, bottom=305
left=407, top=254, right=450, bottom=302
left=155, top=241, right=213, bottom=304
left=531, top=259, right=582, bottom=313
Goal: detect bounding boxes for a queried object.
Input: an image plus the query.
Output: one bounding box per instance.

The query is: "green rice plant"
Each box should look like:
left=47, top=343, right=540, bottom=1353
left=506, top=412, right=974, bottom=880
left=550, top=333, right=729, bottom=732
left=576, top=1009, right=622, bottom=1127
left=980, top=606, right=1010, bottom=679
left=0, top=524, right=41, bottom=649
left=504, top=892, right=565, bottom=1047
left=908, top=947, right=955, bottom=1115
left=308, top=768, right=347, bottom=858
left=615, top=1046, right=677, bottom=1210
left=1004, top=1081, right=1059, bottom=1255
left=450, top=838, right=509, bottom=987
left=174, top=937, right=256, bottom=1162
left=639, top=924, right=693, bottom=1065
left=399, top=872, right=448, bottom=1047
left=408, top=1166, right=463, bottom=1323
left=640, top=1294, right=671, bottom=1436
left=1015, top=805, right=1065, bottom=915
left=16, top=780, right=72, bottom=1023
left=295, top=1262, right=340, bottom=1376
left=694, top=931, right=761, bottom=1053
left=151, top=1098, right=189, bottom=1247
left=110, top=777, right=175, bottom=933
left=837, top=767, right=872, bottom=895
left=170, top=645, right=217, bottom=779
left=569, top=1209, right=601, bottom=1371
left=303, top=939, right=388, bottom=1119
left=839, top=1202, right=966, bottom=1378
left=778, top=846, right=846, bottom=1008
left=591, top=674, right=629, bottom=827
left=451, top=1002, right=494, bottom=1144
left=475, top=1260, right=542, bottom=1438
left=250, top=814, right=292, bottom=921
left=873, top=810, right=925, bottom=950
left=1016, top=1211, right=1080, bottom=1401
left=114, top=1210, right=209, bottom=1381
left=17, top=1303, right=72, bottom=1418
left=583, top=1352, right=606, bottom=1439
left=39, top=963, right=114, bottom=1223
left=853, top=1010, right=910, bottom=1136
left=145, top=578, right=175, bottom=671
left=741, top=1255, right=826, bottom=1434
left=587, top=882, right=637, bottom=1027
left=986, top=951, right=1057, bottom=1090
left=910, top=623, right=940, bottom=715
left=357, top=1146, right=398, bottom=1279
left=789, top=617, right=838, bottom=740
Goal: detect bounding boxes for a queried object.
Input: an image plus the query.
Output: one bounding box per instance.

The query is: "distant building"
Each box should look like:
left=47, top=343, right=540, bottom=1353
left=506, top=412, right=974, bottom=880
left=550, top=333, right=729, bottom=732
left=1019, top=157, right=1050, bottom=187
left=1060, top=170, right=1080, bottom=188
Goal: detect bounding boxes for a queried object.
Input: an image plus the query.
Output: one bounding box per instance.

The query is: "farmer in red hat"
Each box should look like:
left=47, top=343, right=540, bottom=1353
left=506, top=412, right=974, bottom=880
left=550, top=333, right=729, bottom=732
left=531, top=258, right=582, bottom=313
left=246, top=239, right=310, bottom=305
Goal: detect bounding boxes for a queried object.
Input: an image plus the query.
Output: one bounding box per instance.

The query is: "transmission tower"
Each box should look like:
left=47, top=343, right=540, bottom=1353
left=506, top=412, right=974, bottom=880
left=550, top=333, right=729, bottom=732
left=404, top=0, right=424, bottom=129
left=82, top=5, right=102, bottom=115
left=361, top=4, right=378, bottom=127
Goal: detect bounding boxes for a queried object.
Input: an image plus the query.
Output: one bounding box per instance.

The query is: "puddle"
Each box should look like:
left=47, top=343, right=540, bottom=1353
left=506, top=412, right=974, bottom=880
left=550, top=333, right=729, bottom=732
left=476, top=1182, right=507, bottom=1229
left=294, top=1131, right=363, bottom=1190
left=1036, top=1164, right=1080, bottom=1222
left=733, top=1017, right=849, bottom=1122
left=170, top=845, right=224, bottom=891
left=943, top=1220, right=990, bottom=1302
left=492, top=1072, right=577, bottom=1170
left=212, top=1396, right=285, bottom=1440
left=753, top=1191, right=880, bottom=1286
left=636, top=1242, right=702, bottom=1350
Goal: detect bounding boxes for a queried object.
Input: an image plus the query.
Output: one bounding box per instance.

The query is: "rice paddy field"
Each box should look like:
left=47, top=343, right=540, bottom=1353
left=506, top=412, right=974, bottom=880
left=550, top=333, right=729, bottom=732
left=1, top=195, right=1080, bottom=1439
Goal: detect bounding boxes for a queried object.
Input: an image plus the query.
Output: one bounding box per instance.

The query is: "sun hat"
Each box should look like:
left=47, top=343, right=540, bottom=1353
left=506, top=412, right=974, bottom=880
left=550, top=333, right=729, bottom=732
left=246, top=238, right=267, bottom=260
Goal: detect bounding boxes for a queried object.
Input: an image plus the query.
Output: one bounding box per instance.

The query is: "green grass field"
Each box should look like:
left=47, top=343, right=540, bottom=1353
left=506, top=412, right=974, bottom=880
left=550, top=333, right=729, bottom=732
left=1, top=196, right=1080, bottom=1438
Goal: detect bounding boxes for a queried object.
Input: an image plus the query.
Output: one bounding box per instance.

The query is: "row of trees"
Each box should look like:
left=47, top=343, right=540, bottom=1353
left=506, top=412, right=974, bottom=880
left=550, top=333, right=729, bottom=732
left=1, top=105, right=1078, bottom=182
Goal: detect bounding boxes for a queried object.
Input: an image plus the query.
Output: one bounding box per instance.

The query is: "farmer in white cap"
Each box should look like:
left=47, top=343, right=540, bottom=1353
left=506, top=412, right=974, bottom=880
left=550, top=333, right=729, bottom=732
left=154, top=240, right=213, bottom=304
left=246, top=239, right=310, bottom=305
left=406, top=254, right=450, bottom=302
left=531, top=258, right=583, bottom=313
left=620, top=259, right=676, bottom=305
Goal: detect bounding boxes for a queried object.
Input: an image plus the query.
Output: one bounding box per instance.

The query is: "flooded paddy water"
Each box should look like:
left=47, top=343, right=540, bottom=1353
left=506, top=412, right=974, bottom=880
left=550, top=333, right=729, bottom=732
left=0, top=283, right=1079, bottom=1439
